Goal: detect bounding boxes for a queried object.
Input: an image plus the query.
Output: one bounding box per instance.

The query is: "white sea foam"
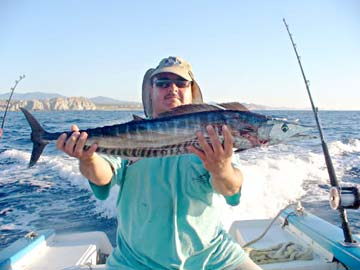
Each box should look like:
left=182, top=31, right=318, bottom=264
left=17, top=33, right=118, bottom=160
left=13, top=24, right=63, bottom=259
left=28, top=152, right=120, bottom=218
left=0, top=149, right=30, bottom=164
left=0, top=224, right=17, bottom=230
left=219, top=141, right=348, bottom=230
left=221, top=153, right=304, bottom=228
left=328, top=139, right=360, bottom=155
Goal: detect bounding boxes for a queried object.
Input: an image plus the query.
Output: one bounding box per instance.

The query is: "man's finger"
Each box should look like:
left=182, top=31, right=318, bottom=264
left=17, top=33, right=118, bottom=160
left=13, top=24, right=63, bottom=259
left=64, top=132, right=80, bottom=154
left=71, top=125, right=80, bottom=132
left=223, top=125, right=233, bottom=156
left=73, top=132, right=88, bottom=157
left=207, top=125, right=223, bottom=154
left=56, top=133, right=67, bottom=150
left=197, top=130, right=214, bottom=155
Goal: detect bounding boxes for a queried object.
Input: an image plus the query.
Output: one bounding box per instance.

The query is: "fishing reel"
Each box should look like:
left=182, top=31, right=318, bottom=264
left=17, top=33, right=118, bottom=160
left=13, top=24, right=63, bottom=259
left=329, top=186, right=360, bottom=210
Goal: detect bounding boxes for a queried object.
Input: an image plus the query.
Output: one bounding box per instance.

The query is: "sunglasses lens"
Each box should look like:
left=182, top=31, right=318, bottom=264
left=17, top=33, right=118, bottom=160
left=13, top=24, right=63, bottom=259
left=175, top=80, right=191, bottom=88
left=154, top=79, right=191, bottom=88
left=154, top=80, right=171, bottom=88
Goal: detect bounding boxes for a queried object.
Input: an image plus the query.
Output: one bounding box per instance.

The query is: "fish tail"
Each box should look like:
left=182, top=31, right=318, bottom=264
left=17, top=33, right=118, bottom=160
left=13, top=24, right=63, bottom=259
left=20, top=108, right=49, bottom=167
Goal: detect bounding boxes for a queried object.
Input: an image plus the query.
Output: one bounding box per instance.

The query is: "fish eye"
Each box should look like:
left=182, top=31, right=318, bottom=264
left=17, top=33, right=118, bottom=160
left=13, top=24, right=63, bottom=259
left=281, top=123, right=289, bottom=132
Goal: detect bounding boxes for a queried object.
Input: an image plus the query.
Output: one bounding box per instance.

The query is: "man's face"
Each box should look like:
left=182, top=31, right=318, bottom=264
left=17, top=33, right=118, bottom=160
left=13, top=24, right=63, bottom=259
left=150, top=73, right=193, bottom=118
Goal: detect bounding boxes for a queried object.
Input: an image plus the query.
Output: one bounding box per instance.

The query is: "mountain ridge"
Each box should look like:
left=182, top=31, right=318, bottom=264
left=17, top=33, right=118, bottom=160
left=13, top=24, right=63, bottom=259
left=0, top=91, right=299, bottom=110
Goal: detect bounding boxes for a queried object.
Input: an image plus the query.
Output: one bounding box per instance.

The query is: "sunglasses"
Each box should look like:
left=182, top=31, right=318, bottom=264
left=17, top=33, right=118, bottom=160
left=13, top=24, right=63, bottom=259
left=153, top=79, right=192, bottom=88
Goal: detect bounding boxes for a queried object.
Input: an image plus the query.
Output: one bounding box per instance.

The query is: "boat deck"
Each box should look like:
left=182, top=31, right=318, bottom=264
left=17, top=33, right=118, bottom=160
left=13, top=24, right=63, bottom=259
left=229, top=218, right=338, bottom=270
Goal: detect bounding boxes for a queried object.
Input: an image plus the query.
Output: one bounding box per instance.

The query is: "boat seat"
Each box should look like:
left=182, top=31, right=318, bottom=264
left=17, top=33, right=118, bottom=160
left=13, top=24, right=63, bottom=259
left=9, top=231, right=113, bottom=270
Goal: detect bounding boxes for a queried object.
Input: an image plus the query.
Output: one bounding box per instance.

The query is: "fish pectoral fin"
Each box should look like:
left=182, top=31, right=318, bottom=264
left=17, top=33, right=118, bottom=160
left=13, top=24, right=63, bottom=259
left=132, top=114, right=146, bottom=121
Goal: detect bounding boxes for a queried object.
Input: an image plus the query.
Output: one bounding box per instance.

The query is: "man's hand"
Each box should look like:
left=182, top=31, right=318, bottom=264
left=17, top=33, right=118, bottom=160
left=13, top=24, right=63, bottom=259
left=188, top=125, right=243, bottom=196
left=56, top=125, right=113, bottom=186
left=56, top=125, right=97, bottom=161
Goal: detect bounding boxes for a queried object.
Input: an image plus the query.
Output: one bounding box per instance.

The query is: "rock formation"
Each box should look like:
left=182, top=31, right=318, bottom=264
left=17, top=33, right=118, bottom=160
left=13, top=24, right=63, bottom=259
left=0, top=97, right=96, bottom=111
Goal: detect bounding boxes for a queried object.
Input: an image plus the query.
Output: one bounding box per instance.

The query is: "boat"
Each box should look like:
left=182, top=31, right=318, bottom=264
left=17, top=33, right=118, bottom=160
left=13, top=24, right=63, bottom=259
left=1, top=202, right=360, bottom=270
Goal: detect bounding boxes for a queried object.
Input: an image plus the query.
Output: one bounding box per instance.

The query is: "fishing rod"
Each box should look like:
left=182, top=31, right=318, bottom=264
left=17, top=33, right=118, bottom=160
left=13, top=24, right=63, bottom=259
left=1, top=75, right=26, bottom=129
left=283, top=18, right=360, bottom=246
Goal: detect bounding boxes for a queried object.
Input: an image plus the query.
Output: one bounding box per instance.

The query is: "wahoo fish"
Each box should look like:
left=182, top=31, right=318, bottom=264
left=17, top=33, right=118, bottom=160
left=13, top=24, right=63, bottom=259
left=21, top=102, right=310, bottom=167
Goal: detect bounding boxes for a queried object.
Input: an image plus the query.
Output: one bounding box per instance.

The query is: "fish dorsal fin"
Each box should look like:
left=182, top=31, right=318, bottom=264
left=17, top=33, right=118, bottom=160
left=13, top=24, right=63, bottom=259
left=218, top=102, right=249, bottom=111
left=132, top=114, right=146, bottom=121
left=156, top=102, right=248, bottom=118
left=157, top=104, right=220, bottom=118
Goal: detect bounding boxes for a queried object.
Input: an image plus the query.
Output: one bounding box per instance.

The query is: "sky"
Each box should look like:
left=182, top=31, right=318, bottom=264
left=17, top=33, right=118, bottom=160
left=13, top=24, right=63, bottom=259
left=1, top=0, right=359, bottom=110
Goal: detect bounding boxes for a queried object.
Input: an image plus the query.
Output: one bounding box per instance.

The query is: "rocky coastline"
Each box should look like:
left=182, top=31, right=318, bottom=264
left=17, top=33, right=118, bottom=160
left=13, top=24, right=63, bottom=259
left=0, top=97, right=143, bottom=111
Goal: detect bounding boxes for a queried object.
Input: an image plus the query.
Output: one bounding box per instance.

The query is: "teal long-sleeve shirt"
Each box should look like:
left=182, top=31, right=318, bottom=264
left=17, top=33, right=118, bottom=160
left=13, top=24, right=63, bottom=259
left=90, top=154, right=247, bottom=270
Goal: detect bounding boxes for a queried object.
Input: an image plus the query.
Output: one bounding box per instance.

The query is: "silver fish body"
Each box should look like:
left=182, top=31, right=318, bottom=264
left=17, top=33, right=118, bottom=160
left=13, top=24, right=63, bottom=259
left=20, top=103, right=310, bottom=167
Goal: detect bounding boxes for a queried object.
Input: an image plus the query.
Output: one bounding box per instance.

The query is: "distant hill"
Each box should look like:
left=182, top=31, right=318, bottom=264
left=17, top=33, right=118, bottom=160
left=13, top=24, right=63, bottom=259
left=0, top=92, right=65, bottom=100
left=0, top=97, right=96, bottom=111
left=241, top=102, right=295, bottom=110
left=0, top=92, right=143, bottom=111
left=241, top=103, right=269, bottom=110
left=90, top=96, right=140, bottom=106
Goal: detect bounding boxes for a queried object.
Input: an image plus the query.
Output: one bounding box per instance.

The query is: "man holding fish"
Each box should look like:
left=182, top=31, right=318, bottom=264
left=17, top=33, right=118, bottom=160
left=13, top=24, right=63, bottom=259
left=56, top=56, right=262, bottom=269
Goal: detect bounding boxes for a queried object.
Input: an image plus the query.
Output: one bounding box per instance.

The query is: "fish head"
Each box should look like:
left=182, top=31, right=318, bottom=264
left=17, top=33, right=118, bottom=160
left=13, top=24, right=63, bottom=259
left=259, top=119, right=312, bottom=144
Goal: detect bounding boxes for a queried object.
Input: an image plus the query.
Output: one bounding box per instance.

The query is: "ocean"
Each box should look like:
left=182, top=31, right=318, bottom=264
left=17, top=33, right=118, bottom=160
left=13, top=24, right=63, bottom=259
left=1, top=109, right=359, bottom=250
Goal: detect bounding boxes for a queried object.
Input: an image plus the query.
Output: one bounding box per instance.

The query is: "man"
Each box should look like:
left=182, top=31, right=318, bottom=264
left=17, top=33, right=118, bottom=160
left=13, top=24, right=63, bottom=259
left=57, top=56, right=261, bottom=269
